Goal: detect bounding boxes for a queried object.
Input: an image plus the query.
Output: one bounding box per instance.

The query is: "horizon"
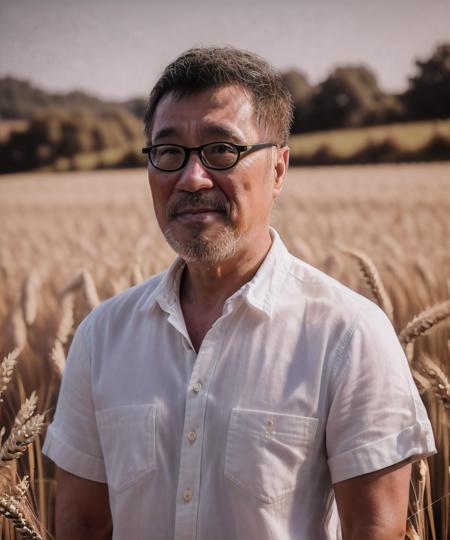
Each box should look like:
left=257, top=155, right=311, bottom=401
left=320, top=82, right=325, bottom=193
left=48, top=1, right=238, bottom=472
left=1, top=0, right=449, bottom=101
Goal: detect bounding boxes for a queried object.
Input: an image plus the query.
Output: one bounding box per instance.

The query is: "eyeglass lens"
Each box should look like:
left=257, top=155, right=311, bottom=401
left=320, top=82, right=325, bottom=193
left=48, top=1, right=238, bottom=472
left=150, top=143, right=239, bottom=171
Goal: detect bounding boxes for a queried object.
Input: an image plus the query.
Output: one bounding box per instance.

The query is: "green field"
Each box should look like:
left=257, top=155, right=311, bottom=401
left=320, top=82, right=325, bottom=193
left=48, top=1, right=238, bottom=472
left=289, top=119, right=450, bottom=161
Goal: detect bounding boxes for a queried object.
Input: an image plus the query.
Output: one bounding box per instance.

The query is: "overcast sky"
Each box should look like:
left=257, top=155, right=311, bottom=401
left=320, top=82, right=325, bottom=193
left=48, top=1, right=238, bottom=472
left=1, top=0, right=449, bottom=100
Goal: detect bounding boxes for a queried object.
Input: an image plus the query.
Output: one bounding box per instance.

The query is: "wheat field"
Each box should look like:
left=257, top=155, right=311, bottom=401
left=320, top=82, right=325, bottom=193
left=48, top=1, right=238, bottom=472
left=0, top=162, right=449, bottom=539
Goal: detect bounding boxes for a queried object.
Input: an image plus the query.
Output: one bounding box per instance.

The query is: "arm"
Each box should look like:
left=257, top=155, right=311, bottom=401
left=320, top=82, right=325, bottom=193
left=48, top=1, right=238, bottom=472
left=333, top=460, right=412, bottom=540
left=55, top=466, right=113, bottom=540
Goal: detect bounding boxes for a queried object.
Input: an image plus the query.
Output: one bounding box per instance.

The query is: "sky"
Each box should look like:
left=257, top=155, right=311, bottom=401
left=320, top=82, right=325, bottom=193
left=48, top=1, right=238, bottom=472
left=1, top=0, right=449, bottom=101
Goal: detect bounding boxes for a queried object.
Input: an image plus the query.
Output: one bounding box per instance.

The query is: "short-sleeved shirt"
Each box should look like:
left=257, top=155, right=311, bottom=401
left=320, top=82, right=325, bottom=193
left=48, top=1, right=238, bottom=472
left=43, top=228, right=436, bottom=540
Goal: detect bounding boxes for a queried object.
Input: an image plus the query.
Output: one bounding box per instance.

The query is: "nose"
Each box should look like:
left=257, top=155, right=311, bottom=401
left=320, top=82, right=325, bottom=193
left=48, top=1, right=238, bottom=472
left=175, top=152, right=214, bottom=192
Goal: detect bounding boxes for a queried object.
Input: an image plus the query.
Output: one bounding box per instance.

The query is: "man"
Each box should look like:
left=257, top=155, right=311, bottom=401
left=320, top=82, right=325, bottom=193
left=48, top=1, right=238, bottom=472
left=43, top=47, right=436, bottom=540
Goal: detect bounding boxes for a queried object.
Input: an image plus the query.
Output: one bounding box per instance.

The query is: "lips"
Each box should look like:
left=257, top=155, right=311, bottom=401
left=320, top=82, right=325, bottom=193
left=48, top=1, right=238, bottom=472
left=173, top=207, right=223, bottom=216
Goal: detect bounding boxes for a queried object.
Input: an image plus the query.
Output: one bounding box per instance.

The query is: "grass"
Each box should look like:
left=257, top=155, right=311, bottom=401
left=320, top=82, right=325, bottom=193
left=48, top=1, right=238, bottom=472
left=289, top=119, right=450, bottom=160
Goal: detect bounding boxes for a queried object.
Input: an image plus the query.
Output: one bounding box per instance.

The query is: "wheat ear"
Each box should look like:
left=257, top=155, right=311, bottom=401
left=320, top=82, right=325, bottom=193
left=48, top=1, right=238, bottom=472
left=13, top=392, right=38, bottom=428
left=0, top=413, right=45, bottom=464
left=419, top=355, right=450, bottom=410
left=11, top=307, right=27, bottom=351
left=50, top=339, right=66, bottom=376
left=411, top=367, right=431, bottom=395
left=337, top=245, right=394, bottom=322
left=59, top=273, right=84, bottom=298
left=0, top=349, right=21, bottom=401
left=398, top=299, right=450, bottom=347
left=82, top=270, right=100, bottom=309
left=130, top=263, right=144, bottom=285
left=0, top=494, right=42, bottom=539
left=12, top=475, right=30, bottom=501
left=56, top=293, right=75, bottom=344
left=50, top=293, right=75, bottom=376
left=21, top=272, right=40, bottom=326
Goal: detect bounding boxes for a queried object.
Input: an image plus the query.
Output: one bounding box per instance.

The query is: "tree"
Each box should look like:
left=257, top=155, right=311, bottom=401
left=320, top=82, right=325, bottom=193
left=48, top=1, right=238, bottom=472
left=281, top=70, right=315, bottom=134
left=405, top=43, right=450, bottom=119
left=308, top=65, right=404, bottom=131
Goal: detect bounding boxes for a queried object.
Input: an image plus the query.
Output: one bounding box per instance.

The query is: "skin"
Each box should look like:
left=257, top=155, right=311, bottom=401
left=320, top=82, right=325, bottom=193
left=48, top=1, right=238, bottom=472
left=55, top=467, right=112, bottom=539
left=334, top=460, right=412, bottom=539
left=148, top=85, right=289, bottom=350
left=55, top=83, right=413, bottom=538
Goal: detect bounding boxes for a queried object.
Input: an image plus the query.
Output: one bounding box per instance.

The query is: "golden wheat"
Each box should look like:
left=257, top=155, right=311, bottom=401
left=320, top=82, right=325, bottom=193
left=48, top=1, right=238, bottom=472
left=398, top=300, right=450, bottom=347
left=0, top=163, right=448, bottom=539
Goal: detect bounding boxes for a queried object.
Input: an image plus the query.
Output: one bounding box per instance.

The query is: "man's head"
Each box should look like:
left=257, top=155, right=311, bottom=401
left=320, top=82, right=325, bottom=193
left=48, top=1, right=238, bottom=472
left=144, top=46, right=293, bottom=147
left=144, top=47, right=292, bottom=265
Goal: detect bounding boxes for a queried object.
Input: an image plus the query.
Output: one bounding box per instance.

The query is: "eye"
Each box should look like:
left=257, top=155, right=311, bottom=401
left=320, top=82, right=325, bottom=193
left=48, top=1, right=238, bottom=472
left=158, top=145, right=183, bottom=156
left=209, top=143, right=238, bottom=155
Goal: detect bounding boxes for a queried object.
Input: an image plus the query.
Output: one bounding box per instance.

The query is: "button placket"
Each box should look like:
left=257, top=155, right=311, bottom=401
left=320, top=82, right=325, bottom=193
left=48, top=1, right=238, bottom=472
left=174, top=315, right=234, bottom=540
left=174, top=321, right=229, bottom=540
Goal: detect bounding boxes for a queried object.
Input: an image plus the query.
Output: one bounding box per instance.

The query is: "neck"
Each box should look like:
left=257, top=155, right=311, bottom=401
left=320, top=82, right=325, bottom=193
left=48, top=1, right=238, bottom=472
left=180, top=229, right=272, bottom=310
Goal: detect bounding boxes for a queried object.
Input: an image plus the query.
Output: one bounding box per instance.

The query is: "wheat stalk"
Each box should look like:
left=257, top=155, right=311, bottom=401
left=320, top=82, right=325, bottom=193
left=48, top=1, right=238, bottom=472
left=337, top=245, right=394, bottom=322
left=398, top=299, right=450, bottom=347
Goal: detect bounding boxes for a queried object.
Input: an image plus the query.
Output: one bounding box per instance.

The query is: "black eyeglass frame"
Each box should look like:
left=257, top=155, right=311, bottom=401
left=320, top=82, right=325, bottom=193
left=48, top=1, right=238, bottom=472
left=141, top=142, right=277, bottom=172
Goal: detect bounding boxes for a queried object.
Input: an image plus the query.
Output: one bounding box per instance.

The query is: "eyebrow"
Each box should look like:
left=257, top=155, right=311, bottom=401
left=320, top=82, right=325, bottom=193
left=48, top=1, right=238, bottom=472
left=152, top=124, right=243, bottom=144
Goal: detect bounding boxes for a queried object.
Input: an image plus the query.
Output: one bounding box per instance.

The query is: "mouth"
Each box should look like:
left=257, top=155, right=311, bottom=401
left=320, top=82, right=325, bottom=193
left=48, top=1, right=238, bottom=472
left=172, top=208, right=225, bottom=222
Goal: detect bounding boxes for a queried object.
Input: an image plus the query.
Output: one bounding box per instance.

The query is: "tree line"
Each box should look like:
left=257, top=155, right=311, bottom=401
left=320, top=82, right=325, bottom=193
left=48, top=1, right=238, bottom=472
left=283, top=43, right=450, bottom=133
left=0, top=43, right=449, bottom=173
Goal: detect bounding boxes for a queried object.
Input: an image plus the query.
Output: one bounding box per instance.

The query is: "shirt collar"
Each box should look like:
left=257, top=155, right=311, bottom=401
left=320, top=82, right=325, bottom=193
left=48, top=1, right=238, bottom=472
left=234, top=227, right=292, bottom=318
left=139, top=227, right=292, bottom=319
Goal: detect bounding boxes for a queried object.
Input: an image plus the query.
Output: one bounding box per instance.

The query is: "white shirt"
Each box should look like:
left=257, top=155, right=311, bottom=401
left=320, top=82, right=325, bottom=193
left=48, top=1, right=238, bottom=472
left=43, top=229, right=436, bottom=540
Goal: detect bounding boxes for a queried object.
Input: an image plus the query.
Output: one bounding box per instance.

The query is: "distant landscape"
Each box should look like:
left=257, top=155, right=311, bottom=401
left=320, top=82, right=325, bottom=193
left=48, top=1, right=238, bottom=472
left=1, top=43, right=449, bottom=174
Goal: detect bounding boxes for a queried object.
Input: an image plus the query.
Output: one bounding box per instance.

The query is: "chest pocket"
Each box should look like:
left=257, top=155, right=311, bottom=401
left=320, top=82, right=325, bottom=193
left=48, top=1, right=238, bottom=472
left=96, top=404, right=157, bottom=492
left=224, top=408, right=318, bottom=504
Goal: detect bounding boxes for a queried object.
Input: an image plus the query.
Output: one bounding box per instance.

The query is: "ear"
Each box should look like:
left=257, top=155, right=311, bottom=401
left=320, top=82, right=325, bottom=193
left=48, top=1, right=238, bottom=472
left=272, top=145, right=290, bottom=199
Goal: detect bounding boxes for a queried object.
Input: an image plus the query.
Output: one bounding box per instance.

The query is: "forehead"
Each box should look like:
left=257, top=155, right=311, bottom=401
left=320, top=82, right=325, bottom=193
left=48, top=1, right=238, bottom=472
left=151, top=85, right=261, bottom=143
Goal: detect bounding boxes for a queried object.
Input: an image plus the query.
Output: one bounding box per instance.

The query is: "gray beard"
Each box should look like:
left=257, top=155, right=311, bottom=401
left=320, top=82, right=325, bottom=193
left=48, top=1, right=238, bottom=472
left=163, top=223, right=241, bottom=264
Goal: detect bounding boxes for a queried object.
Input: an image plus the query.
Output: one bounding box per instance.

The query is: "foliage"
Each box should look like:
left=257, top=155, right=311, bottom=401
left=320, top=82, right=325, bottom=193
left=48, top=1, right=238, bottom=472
left=0, top=107, right=143, bottom=173
left=405, top=44, right=450, bottom=120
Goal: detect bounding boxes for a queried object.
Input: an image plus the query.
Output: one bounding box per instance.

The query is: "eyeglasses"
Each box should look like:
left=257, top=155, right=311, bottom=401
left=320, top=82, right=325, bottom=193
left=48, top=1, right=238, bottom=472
left=141, top=141, right=277, bottom=172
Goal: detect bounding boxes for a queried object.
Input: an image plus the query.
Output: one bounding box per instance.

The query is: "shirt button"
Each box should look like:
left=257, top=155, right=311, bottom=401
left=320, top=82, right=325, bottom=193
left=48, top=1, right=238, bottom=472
left=183, top=489, right=193, bottom=502
left=192, top=382, right=202, bottom=393
left=187, top=430, right=197, bottom=442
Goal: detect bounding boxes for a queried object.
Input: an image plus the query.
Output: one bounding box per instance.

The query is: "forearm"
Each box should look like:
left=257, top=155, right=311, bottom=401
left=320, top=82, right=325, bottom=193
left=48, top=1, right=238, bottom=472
left=343, top=523, right=405, bottom=540
left=56, top=522, right=112, bottom=540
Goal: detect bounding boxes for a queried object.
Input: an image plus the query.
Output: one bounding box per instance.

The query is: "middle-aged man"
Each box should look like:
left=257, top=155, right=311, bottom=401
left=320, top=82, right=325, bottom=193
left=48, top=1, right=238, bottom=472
left=43, top=47, right=436, bottom=540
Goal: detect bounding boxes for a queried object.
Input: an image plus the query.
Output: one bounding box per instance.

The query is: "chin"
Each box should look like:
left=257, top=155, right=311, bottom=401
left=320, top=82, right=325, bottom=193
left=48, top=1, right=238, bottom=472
left=163, top=224, right=241, bottom=264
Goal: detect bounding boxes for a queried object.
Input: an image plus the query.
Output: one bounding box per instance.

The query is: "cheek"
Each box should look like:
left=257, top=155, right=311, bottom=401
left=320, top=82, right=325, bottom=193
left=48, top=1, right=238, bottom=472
left=148, top=180, right=171, bottom=220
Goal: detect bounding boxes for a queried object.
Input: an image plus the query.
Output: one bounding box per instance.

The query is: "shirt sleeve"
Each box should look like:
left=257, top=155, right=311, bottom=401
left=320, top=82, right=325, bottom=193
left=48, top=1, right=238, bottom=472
left=326, top=303, right=437, bottom=484
left=42, top=314, right=106, bottom=483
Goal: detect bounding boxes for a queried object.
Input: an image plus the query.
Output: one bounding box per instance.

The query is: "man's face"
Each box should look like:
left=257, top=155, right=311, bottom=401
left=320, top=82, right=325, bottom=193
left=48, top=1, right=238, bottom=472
left=147, top=84, right=287, bottom=264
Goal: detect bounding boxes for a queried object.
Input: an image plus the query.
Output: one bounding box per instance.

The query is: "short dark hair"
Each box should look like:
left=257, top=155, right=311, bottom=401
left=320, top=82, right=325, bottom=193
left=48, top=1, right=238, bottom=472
left=143, top=46, right=293, bottom=146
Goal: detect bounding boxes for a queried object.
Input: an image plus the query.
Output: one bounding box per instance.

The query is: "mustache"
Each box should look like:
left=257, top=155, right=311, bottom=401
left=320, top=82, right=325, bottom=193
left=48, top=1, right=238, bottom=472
left=167, top=191, right=230, bottom=217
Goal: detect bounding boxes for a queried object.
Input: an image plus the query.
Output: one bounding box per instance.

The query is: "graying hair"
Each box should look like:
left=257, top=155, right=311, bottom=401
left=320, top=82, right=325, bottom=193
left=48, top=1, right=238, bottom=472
left=143, top=46, right=293, bottom=146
